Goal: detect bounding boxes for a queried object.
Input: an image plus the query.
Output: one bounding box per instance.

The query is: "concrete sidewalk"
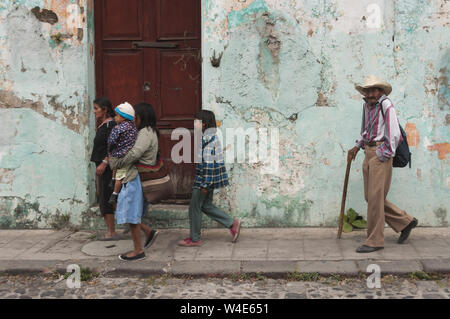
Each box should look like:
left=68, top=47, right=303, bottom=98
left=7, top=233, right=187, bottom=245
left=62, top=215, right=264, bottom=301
left=0, top=227, right=449, bottom=277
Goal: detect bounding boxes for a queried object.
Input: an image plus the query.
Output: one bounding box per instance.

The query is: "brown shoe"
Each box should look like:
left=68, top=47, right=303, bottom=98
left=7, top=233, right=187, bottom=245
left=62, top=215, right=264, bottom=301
left=230, top=219, right=241, bottom=243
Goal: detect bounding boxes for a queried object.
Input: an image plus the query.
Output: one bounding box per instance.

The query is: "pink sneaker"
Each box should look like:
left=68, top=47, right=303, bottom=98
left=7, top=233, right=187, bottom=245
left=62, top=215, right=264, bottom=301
left=177, top=237, right=203, bottom=247
left=230, top=219, right=241, bottom=243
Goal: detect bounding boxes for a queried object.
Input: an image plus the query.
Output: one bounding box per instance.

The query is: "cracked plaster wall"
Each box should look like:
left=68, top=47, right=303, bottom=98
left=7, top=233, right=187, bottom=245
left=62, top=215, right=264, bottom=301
left=0, top=0, right=96, bottom=228
left=0, top=0, right=448, bottom=228
left=203, top=0, right=449, bottom=227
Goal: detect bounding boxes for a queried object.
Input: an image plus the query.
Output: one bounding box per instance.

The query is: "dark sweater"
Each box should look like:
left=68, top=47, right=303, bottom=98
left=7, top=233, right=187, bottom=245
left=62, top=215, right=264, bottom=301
left=90, top=120, right=116, bottom=165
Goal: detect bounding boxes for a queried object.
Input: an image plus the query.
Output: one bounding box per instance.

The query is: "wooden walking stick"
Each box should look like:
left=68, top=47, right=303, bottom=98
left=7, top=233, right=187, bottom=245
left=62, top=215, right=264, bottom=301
left=337, top=157, right=352, bottom=239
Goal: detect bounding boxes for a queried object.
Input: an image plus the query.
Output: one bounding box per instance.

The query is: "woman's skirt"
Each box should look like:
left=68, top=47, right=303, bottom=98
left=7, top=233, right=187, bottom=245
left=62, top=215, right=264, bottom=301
left=115, top=175, right=144, bottom=225
left=97, top=164, right=114, bottom=215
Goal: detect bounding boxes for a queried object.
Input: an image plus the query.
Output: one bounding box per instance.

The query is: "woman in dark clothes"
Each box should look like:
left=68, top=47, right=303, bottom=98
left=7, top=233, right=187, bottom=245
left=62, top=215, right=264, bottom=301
left=90, top=97, right=118, bottom=240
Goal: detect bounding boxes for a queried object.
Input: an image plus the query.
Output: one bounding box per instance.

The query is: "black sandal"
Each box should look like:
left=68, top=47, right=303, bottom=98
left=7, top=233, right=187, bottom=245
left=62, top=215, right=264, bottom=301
left=144, top=230, right=159, bottom=249
left=356, top=245, right=384, bottom=253
left=118, top=252, right=146, bottom=261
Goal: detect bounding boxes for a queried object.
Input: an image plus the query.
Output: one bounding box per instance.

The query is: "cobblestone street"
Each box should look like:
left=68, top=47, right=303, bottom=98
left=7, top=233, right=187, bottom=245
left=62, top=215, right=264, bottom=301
left=0, top=274, right=448, bottom=299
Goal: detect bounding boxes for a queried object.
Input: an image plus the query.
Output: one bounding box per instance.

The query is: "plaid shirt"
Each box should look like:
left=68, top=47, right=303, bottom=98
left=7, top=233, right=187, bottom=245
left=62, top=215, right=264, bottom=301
left=355, top=95, right=403, bottom=161
left=193, top=133, right=229, bottom=190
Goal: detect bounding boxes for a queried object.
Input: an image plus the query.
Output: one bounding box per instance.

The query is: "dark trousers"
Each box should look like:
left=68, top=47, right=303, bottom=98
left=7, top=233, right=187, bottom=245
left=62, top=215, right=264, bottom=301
left=189, top=188, right=234, bottom=242
left=98, top=164, right=115, bottom=215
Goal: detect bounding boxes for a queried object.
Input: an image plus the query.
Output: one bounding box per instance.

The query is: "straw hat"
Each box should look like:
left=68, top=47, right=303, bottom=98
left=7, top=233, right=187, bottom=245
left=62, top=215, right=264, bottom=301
left=355, top=75, right=392, bottom=96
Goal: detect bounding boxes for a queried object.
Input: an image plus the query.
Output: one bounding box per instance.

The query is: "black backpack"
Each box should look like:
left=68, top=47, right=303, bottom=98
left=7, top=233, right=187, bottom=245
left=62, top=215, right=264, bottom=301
left=380, top=98, right=411, bottom=168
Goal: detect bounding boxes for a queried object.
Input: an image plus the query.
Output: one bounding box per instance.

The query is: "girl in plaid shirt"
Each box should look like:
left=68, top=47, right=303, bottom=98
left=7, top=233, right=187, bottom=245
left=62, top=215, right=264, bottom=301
left=178, top=110, right=241, bottom=247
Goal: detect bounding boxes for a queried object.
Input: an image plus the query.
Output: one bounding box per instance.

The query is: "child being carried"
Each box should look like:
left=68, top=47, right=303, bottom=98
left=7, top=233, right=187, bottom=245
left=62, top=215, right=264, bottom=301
left=107, top=102, right=138, bottom=205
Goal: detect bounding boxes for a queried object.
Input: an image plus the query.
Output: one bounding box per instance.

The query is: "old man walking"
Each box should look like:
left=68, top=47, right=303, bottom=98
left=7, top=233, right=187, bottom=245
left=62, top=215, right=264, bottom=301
left=348, top=75, right=418, bottom=253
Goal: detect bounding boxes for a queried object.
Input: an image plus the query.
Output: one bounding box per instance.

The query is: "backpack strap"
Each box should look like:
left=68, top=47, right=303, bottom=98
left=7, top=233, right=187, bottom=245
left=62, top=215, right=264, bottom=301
left=379, top=97, right=390, bottom=120
left=202, top=135, right=215, bottom=149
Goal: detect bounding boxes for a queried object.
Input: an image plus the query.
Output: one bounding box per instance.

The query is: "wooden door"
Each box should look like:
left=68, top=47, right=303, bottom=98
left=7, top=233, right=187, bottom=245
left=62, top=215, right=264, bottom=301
left=95, top=0, right=201, bottom=200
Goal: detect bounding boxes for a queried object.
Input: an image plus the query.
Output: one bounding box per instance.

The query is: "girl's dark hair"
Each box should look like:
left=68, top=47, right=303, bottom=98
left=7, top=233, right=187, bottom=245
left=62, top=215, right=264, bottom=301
left=134, top=102, right=159, bottom=136
left=194, top=110, right=217, bottom=132
left=93, top=97, right=115, bottom=118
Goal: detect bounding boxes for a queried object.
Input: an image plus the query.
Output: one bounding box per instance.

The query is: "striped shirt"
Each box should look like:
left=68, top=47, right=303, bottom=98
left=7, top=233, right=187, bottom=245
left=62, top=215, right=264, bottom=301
left=193, top=133, right=229, bottom=190
left=355, top=95, right=403, bottom=161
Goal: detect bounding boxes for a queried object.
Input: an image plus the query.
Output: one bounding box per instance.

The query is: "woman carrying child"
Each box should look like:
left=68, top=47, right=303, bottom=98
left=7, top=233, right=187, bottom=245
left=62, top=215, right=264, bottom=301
left=109, top=103, right=167, bottom=261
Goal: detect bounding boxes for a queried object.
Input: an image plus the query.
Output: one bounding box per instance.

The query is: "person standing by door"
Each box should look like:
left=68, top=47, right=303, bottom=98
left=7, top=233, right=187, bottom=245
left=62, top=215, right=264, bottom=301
left=348, top=75, right=418, bottom=253
left=90, top=97, right=118, bottom=240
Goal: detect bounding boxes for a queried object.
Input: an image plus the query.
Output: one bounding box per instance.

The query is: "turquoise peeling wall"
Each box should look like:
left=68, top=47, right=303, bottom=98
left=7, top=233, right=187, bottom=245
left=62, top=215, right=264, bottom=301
left=202, top=0, right=449, bottom=227
left=0, top=0, right=448, bottom=228
left=0, top=0, right=96, bottom=228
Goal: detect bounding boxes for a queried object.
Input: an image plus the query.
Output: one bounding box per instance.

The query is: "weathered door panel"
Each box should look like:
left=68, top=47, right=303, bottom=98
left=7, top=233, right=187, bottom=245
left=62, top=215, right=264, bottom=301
left=157, top=49, right=201, bottom=123
left=158, top=129, right=196, bottom=199
left=156, top=0, right=201, bottom=40
left=102, top=51, right=144, bottom=107
left=102, top=0, right=143, bottom=40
